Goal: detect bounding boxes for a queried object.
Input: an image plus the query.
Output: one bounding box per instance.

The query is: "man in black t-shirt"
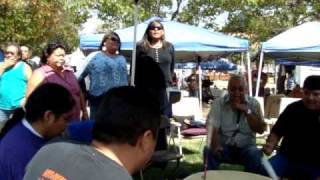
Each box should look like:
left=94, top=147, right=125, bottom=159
left=262, top=75, right=320, bottom=179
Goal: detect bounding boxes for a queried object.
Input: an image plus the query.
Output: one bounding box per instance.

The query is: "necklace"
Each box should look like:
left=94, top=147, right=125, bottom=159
left=155, top=48, right=159, bottom=62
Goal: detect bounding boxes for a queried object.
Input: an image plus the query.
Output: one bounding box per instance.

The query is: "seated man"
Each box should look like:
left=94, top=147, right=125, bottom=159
left=263, top=75, right=320, bottom=179
left=204, top=74, right=266, bottom=173
left=24, top=86, right=161, bottom=180
left=0, top=83, right=75, bottom=180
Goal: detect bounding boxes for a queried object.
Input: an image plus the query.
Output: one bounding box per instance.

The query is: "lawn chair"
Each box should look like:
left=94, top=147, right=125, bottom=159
left=169, top=97, right=207, bottom=157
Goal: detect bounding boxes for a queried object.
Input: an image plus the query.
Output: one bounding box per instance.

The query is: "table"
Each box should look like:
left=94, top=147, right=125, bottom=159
left=184, top=170, right=271, bottom=180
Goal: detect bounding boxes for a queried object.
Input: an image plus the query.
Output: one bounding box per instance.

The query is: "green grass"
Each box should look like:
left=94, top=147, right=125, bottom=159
left=133, top=135, right=267, bottom=180
left=133, top=138, right=205, bottom=180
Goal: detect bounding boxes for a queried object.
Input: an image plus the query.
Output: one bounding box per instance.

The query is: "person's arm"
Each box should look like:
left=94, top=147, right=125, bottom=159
left=245, top=105, right=266, bottom=134
left=78, top=61, right=89, bottom=82
left=170, top=44, right=175, bottom=77
left=262, top=133, right=280, bottom=155
left=207, top=99, right=222, bottom=153
left=20, top=63, right=33, bottom=106
left=25, top=70, right=45, bottom=99
left=80, top=90, right=89, bottom=121
left=210, top=127, right=222, bottom=153
left=231, top=100, right=266, bottom=134
left=0, top=64, right=5, bottom=76
left=24, top=62, right=32, bottom=80
left=0, top=58, right=16, bottom=76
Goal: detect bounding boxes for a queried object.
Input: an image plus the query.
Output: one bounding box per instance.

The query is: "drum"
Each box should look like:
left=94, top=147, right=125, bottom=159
left=184, top=170, right=271, bottom=180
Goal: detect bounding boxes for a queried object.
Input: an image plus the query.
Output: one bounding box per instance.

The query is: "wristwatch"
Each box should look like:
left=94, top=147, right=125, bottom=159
left=246, top=108, right=252, bottom=115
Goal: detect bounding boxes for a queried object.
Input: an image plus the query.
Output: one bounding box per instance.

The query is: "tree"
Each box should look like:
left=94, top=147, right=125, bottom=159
left=95, top=0, right=320, bottom=48
left=95, top=0, right=175, bottom=30
left=0, top=0, right=92, bottom=54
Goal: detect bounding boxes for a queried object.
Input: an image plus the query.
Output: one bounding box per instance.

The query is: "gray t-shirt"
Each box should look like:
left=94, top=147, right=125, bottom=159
left=24, top=141, right=133, bottom=180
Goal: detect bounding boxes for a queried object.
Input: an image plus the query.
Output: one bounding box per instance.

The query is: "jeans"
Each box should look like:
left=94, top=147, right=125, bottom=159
left=0, top=109, right=13, bottom=131
left=203, top=145, right=264, bottom=174
left=263, top=153, right=320, bottom=179
left=189, top=90, right=199, bottom=97
left=88, top=94, right=104, bottom=120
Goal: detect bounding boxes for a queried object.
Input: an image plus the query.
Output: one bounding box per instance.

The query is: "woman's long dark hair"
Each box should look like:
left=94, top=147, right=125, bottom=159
left=0, top=83, right=75, bottom=139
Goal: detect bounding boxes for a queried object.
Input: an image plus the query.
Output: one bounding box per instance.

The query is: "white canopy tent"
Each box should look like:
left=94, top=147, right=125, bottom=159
left=256, top=21, right=320, bottom=96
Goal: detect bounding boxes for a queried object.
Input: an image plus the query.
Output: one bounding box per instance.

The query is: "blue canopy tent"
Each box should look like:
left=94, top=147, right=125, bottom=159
left=80, top=17, right=249, bottom=62
left=201, top=59, right=237, bottom=71
left=256, top=21, right=320, bottom=96
left=276, top=59, right=320, bottom=67
left=80, top=17, right=253, bottom=95
left=176, top=60, right=237, bottom=71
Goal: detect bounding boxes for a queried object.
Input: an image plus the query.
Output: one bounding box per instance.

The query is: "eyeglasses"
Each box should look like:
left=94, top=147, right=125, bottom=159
left=148, top=26, right=163, bottom=31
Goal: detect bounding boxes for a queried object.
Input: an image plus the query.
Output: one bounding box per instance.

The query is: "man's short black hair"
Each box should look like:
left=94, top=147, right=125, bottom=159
left=303, top=75, right=320, bottom=91
left=92, top=86, right=161, bottom=146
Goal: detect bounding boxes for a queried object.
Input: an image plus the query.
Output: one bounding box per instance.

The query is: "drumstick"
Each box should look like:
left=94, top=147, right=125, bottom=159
left=261, top=155, right=278, bottom=180
left=202, top=153, right=208, bottom=180
left=202, top=125, right=213, bottom=180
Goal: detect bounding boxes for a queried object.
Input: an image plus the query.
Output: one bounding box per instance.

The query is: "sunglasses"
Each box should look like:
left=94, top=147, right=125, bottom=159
left=108, top=37, right=120, bottom=42
left=148, top=26, right=163, bottom=31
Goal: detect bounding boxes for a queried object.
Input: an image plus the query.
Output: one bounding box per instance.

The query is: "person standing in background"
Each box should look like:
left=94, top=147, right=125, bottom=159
left=0, top=43, right=32, bottom=130
left=79, top=31, right=128, bottom=119
left=0, top=48, right=4, bottom=62
left=286, top=71, right=297, bottom=95
left=26, top=43, right=88, bottom=122
left=21, top=45, right=38, bottom=70
left=135, top=19, right=175, bottom=155
left=186, top=68, right=199, bottom=97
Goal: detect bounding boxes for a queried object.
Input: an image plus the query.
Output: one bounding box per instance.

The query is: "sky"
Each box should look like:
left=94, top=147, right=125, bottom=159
left=79, top=1, right=228, bottom=35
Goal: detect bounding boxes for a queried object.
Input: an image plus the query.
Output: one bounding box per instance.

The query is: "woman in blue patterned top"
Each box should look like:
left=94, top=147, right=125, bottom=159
left=79, top=31, right=128, bottom=119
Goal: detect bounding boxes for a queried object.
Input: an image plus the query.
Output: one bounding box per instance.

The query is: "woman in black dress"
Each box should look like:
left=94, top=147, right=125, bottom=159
left=135, top=19, right=175, bottom=155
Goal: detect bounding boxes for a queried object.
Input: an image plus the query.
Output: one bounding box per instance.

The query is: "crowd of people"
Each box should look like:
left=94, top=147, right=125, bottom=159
left=0, top=18, right=319, bottom=180
left=0, top=19, right=175, bottom=180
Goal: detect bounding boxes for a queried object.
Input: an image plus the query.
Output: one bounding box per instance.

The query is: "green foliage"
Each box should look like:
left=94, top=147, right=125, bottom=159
left=95, top=0, right=320, bottom=52
left=0, top=0, right=91, bottom=54
left=95, top=0, right=173, bottom=30
left=221, top=0, right=320, bottom=45
left=2, top=0, right=320, bottom=55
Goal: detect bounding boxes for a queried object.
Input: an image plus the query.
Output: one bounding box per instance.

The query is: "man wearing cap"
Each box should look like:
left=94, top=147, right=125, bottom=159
left=263, top=75, right=320, bottom=179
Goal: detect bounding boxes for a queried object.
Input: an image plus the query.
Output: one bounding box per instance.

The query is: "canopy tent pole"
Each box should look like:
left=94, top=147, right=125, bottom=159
left=246, top=52, right=253, bottom=96
left=255, top=51, right=264, bottom=97
left=274, top=62, right=277, bottom=94
left=130, top=0, right=140, bottom=86
left=197, top=56, right=203, bottom=116
left=240, top=52, right=244, bottom=73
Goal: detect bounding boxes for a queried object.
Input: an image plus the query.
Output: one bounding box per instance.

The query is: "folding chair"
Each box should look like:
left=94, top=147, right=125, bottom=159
left=170, top=97, right=207, bottom=157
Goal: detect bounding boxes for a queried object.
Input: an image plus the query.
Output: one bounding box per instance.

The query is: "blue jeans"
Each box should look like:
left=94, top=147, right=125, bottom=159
left=264, top=153, right=320, bottom=179
left=203, top=145, right=263, bottom=174
left=189, top=90, right=199, bottom=97
left=0, top=109, right=13, bottom=131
